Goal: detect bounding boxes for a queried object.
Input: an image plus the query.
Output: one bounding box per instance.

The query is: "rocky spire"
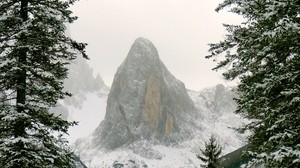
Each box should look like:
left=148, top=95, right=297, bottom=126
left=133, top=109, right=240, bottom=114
left=92, top=37, right=198, bottom=150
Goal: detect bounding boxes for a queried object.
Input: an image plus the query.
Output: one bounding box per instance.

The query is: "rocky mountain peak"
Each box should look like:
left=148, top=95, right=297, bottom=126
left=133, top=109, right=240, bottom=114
left=91, top=37, right=198, bottom=150
left=129, top=37, right=158, bottom=59
left=119, top=37, right=160, bottom=77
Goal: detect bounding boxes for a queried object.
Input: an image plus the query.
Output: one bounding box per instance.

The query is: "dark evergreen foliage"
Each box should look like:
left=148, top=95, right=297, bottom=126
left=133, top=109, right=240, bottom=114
left=0, top=0, right=87, bottom=167
left=207, top=0, right=300, bottom=167
left=197, top=135, right=222, bottom=168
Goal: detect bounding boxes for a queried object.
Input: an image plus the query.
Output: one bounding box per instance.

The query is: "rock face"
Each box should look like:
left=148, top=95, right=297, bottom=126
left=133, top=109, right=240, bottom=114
left=92, top=37, right=198, bottom=149
left=198, top=84, right=237, bottom=116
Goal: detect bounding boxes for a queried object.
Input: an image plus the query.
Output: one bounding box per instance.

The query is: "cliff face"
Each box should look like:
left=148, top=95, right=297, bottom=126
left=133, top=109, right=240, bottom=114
left=92, top=37, right=198, bottom=149
left=198, top=84, right=237, bottom=116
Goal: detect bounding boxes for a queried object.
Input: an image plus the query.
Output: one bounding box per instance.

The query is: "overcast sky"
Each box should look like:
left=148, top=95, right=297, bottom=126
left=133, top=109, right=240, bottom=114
left=70, top=0, right=242, bottom=91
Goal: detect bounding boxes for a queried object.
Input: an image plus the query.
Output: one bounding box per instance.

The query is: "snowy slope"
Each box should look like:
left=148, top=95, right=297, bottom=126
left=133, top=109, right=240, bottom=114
left=64, top=92, right=108, bottom=144
left=53, top=54, right=110, bottom=144
left=68, top=85, right=248, bottom=168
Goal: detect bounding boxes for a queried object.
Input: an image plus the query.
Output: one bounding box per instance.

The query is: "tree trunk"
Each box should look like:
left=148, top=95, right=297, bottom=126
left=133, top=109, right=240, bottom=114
left=13, top=0, right=28, bottom=167
left=14, top=1, right=29, bottom=166
left=15, top=0, right=28, bottom=134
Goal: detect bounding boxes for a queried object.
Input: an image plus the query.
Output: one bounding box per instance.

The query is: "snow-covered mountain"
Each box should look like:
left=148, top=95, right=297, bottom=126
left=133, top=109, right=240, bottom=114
left=63, top=56, right=109, bottom=109
left=50, top=56, right=109, bottom=143
left=66, top=38, right=248, bottom=168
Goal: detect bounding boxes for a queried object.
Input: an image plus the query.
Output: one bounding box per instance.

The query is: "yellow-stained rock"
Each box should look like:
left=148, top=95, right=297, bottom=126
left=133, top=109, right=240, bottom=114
left=142, top=73, right=162, bottom=132
left=165, top=113, right=174, bottom=135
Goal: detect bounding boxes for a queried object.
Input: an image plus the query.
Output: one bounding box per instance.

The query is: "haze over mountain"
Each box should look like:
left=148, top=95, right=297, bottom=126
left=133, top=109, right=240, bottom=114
left=70, top=38, right=248, bottom=167
left=50, top=56, right=109, bottom=143
left=63, top=56, right=109, bottom=108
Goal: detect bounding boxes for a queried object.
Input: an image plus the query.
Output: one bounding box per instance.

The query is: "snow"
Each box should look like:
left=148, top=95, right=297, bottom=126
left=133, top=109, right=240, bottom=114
left=73, top=145, right=201, bottom=168
left=57, top=41, right=248, bottom=166
left=66, top=85, right=248, bottom=167
left=134, top=37, right=153, bottom=53
left=64, top=93, right=107, bottom=144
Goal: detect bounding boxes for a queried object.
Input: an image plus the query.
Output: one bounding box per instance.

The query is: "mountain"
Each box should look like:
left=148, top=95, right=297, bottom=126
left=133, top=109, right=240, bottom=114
left=194, top=84, right=238, bottom=125
left=63, top=56, right=109, bottom=108
left=48, top=55, right=109, bottom=144
left=50, top=56, right=109, bottom=119
left=73, top=86, right=247, bottom=168
left=199, top=84, right=236, bottom=115
left=92, top=37, right=199, bottom=150
left=71, top=38, right=248, bottom=167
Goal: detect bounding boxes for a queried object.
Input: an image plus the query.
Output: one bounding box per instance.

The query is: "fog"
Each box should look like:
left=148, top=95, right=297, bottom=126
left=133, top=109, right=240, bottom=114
left=70, top=0, right=242, bottom=90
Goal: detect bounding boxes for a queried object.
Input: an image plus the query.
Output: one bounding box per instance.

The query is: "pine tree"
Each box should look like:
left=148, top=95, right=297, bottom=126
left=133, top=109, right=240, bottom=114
left=207, top=1, right=300, bottom=167
left=0, top=0, right=87, bottom=167
left=197, top=135, right=222, bottom=168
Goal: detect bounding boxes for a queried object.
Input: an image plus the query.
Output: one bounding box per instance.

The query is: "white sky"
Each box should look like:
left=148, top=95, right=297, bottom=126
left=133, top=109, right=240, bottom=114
left=70, top=0, right=242, bottom=91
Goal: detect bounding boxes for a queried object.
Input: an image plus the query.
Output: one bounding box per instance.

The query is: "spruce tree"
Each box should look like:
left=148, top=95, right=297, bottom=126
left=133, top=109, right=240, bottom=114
left=197, top=135, right=222, bottom=168
left=207, top=1, right=300, bottom=167
left=0, top=0, right=87, bottom=167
